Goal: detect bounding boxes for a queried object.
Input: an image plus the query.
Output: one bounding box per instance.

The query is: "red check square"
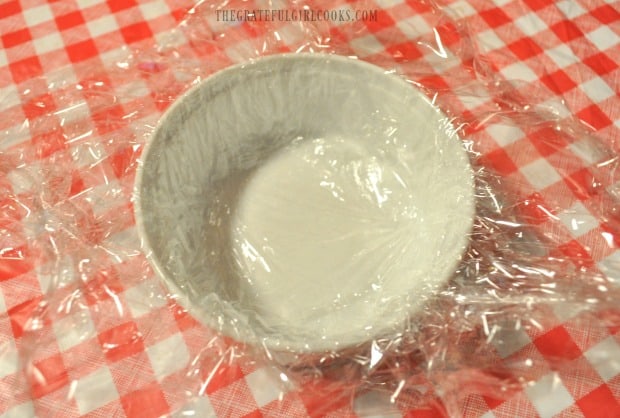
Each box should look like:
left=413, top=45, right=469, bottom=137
left=523, top=0, right=552, bottom=12
left=591, top=5, right=620, bottom=25
left=98, top=322, right=145, bottom=362
left=508, top=38, right=544, bottom=60
left=577, top=385, right=620, bottom=417
left=479, top=148, right=519, bottom=176
left=435, top=22, right=462, bottom=46
left=405, top=0, right=432, bottom=14
left=386, top=42, right=422, bottom=62
left=403, top=407, right=446, bottom=418
left=564, top=168, right=599, bottom=201
left=516, top=193, right=555, bottom=225
left=479, top=8, right=512, bottom=28
left=22, top=93, right=56, bottom=120
left=84, top=268, right=124, bottom=305
left=9, top=56, right=44, bottom=84
left=0, top=0, right=20, bottom=19
left=171, top=7, right=190, bottom=22
left=91, top=104, right=127, bottom=135
left=364, top=10, right=395, bottom=33
left=2, top=28, right=32, bottom=49
left=65, top=39, right=99, bottom=63
left=109, top=145, right=140, bottom=179
left=601, top=222, right=620, bottom=248
left=204, top=363, right=245, bottom=395
left=417, top=74, right=450, bottom=90
left=32, top=129, right=67, bottom=159
left=540, top=70, right=577, bottom=95
left=171, top=303, right=200, bottom=331
left=121, top=22, right=153, bottom=45
left=120, top=384, right=170, bottom=418
left=577, top=105, right=613, bottom=130
left=298, top=378, right=352, bottom=417
left=557, top=240, right=595, bottom=268
left=55, top=11, right=86, bottom=31
left=7, top=296, right=42, bottom=338
left=583, top=53, right=618, bottom=76
left=69, top=171, right=86, bottom=197
left=528, top=126, right=570, bottom=156
left=0, top=245, right=33, bottom=282
left=30, top=354, right=69, bottom=398
left=483, top=395, right=505, bottom=409
left=534, top=326, right=582, bottom=361
left=107, top=0, right=137, bottom=13
left=551, top=21, right=584, bottom=43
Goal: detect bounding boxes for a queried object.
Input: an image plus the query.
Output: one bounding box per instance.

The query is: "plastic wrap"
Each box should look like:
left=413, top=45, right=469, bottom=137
left=2, top=1, right=619, bottom=417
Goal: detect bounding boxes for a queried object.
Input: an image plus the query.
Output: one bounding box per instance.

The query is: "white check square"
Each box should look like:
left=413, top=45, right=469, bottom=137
left=139, top=1, right=171, bottom=20
left=538, top=98, right=572, bottom=119
left=0, top=401, right=36, bottom=418
left=598, top=250, right=620, bottom=284
left=0, top=340, right=19, bottom=379
left=476, top=29, right=505, bottom=52
left=445, top=1, right=477, bottom=19
left=546, top=44, right=579, bottom=68
left=353, top=390, right=402, bottom=417
left=70, top=141, right=106, bottom=168
left=568, top=138, right=609, bottom=166
left=500, top=61, right=539, bottom=82
left=0, top=84, right=20, bottom=111
left=245, top=368, right=284, bottom=407
left=492, top=326, right=532, bottom=358
left=486, top=123, right=525, bottom=147
left=514, top=13, right=548, bottom=36
left=459, top=93, right=491, bottom=111
left=225, top=40, right=260, bottom=63
left=586, top=27, right=619, bottom=51
left=585, top=337, right=620, bottom=382
left=86, top=15, right=119, bottom=38
left=0, top=48, right=8, bottom=68
left=76, top=0, right=105, bottom=7
left=36, top=258, right=76, bottom=294
left=46, top=66, right=78, bottom=92
left=172, top=396, right=216, bottom=417
left=396, top=15, right=432, bottom=39
left=32, top=32, right=64, bottom=55
left=520, top=158, right=562, bottom=189
left=556, top=1, right=586, bottom=19
left=374, top=0, right=404, bottom=7
left=7, top=164, right=41, bottom=195
left=525, top=373, right=574, bottom=418
left=155, top=30, right=187, bottom=49
left=53, top=310, right=96, bottom=351
left=557, top=202, right=599, bottom=237
left=579, top=77, right=616, bottom=103
left=146, top=333, right=190, bottom=381
left=124, top=280, right=168, bottom=319
left=22, top=4, right=54, bottom=27
left=74, top=367, right=119, bottom=414
left=350, top=35, right=386, bottom=57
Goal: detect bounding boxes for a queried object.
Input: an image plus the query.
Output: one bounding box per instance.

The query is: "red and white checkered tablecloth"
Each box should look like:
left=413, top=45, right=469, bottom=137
left=1, top=0, right=619, bottom=417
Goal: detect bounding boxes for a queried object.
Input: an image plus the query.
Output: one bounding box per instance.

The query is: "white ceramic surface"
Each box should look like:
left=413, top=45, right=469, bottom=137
left=134, top=53, right=475, bottom=352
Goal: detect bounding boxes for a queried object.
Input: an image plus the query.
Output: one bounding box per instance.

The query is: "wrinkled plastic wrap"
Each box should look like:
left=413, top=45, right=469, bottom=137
left=2, top=1, right=619, bottom=417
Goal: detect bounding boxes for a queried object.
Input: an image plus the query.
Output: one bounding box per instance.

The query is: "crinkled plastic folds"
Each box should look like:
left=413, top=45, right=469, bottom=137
left=2, top=0, right=619, bottom=417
